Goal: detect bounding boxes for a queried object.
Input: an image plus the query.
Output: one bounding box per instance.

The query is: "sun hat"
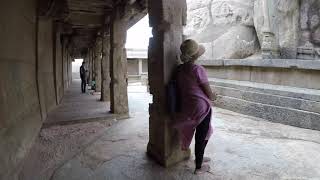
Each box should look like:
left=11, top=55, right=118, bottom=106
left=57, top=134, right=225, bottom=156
left=180, top=39, right=205, bottom=63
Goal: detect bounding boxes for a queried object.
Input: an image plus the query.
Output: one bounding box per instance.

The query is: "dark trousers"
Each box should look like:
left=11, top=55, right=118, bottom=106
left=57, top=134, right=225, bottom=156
left=81, top=78, right=86, bottom=93
left=195, top=109, right=211, bottom=169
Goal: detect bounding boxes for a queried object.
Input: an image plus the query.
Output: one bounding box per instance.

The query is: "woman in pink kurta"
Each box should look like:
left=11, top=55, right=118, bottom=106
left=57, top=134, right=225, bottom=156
left=173, top=39, right=216, bottom=174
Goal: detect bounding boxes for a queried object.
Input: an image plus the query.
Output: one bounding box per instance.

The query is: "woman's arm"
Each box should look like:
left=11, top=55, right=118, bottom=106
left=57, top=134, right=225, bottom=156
left=200, top=83, right=217, bottom=101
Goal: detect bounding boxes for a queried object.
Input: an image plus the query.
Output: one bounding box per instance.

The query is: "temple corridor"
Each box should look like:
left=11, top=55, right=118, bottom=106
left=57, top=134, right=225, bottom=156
left=1, top=0, right=320, bottom=179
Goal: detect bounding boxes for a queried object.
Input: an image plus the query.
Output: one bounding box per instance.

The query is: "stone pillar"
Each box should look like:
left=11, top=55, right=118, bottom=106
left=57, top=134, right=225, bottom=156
left=110, top=8, right=129, bottom=115
left=147, top=0, right=190, bottom=167
left=87, top=48, right=92, bottom=85
left=101, top=34, right=111, bottom=101
left=138, top=59, right=143, bottom=76
left=94, top=38, right=102, bottom=92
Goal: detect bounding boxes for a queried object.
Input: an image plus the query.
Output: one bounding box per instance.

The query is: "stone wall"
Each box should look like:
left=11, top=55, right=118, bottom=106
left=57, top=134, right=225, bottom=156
left=127, top=59, right=139, bottom=75
left=38, top=19, right=57, bottom=119
left=198, top=59, right=320, bottom=131
left=0, top=1, right=71, bottom=178
left=0, top=1, right=42, bottom=179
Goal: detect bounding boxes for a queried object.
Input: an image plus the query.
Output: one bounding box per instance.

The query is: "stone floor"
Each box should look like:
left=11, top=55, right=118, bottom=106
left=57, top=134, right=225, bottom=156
left=21, top=80, right=320, bottom=180
left=44, top=79, right=115, bottom=127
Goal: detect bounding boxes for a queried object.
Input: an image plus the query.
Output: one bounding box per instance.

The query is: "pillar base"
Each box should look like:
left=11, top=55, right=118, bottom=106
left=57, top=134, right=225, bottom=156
left=147, top=142, right=191, bottom=167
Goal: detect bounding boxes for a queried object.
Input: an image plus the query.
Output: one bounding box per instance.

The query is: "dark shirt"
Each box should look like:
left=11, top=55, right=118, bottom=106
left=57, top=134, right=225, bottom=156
left=80, top=65, right=86, bottom=79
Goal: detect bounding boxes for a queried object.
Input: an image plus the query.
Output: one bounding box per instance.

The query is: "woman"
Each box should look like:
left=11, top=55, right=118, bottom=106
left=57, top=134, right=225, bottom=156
left=173, top=39, right=216, bottom=174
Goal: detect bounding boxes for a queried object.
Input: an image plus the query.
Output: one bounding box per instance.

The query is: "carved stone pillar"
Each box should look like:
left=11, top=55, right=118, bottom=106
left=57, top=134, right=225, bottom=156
left=147, top=0, right=190, bottom=167
left=101, top=35, right=111, bottom=101
left=110, top=8, right=129, bottom=115
left=94, top=37, right=102, bottom=92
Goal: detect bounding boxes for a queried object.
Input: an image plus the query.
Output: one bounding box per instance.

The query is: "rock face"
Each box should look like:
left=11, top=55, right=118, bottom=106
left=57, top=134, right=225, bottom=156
left=253, top=0, right=300, bottom=59
left=298, top=0, right=320, bottom=59
left=186, top=0, right=320, bottom=60
left=185, top=0, right=260, bottom=59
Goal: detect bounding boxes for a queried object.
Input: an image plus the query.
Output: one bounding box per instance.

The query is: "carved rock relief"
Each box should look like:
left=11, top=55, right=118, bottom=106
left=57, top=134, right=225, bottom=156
left=300, top=0, right=320, bottom=59
left=185, top=0, right=259, bottom=59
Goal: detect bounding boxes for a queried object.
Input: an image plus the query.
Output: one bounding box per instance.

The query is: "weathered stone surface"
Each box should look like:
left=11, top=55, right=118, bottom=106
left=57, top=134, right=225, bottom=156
left=197, top=59, right=320, bottom=71
left=148, top=0, right=190, bottom=167
left=110, top=8, right=129, bottom=115
left=203, top=63, right=320, bottom=90
left=254, top=0, right=300, bottom=59
left=38, top=19, right=57, bottom=119
left=101, top=35, right=111, bottom=102
left=0, top=1, right=41, bottom=179
left=298, top=0, right=320, bottom=59
left=209, top=78, right=320, bottom=130
left=48, top=97, right=320, bottom=180
left=185, top=0, right=260, bottom=59
left=53, top=23, right=64, bottom=104
left=94, top=37, right=102, bottom=92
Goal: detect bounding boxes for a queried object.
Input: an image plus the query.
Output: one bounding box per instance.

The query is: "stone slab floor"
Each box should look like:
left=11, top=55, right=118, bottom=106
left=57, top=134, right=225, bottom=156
left=44, top=79, right=114, bottom=127
left=21, top=81, right=320, bottom=180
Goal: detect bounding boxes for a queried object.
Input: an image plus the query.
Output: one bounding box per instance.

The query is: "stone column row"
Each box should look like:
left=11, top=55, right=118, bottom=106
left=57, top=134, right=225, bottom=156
left=84, top=15, right=128, bottom=117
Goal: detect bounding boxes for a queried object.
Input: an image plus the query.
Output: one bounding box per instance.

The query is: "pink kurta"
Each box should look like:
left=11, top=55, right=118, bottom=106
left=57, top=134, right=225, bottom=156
left=173, top=63, right=213, bottom=150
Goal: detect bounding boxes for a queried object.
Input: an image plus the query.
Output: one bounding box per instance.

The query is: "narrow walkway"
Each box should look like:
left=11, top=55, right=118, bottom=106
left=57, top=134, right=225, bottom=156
left=44, top=79, right=114, bottom=127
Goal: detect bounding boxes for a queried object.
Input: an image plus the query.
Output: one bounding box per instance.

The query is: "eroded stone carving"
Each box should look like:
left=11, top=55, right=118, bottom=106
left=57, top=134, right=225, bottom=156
left=298, top=0, right=320, bottom=59
left=186, top=0, right=320, bottom=60
left=185, top=0, right=259, bottom=60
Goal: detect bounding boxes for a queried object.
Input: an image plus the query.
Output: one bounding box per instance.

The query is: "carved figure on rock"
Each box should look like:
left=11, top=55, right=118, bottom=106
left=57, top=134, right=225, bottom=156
left=298, top=0, right=320, bottom=59
left=186, top=0, right=320, bottom=60
left=185, top=0, right=260, bottom=59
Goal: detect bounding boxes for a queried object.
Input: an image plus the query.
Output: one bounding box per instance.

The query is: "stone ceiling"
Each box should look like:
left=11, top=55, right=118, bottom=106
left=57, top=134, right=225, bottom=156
left=39, top=0, right=147, bottom=57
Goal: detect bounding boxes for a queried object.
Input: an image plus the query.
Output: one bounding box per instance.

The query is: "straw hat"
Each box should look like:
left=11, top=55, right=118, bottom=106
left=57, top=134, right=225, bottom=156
left=180, top=39, right=205, bottom=63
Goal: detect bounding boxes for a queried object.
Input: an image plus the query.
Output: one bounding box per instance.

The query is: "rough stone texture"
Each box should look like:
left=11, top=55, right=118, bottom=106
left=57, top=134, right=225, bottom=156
left=53, top=23, right=64, bottom=104
left=298, top=0, right=320, bottom=60
left=210, top=78, right=320, bottom=130
left=185, top=0, right=260, bottom=59
left=0, top=0, right=42, bottom=179
left=110, top=8, right=129, bottom=115
left=101, top=35, right=111, bottom=102
left=203, top=63, right=320, bottom=90
left=44, top=79, right=115, bottom=127
left=19, top=120, right=116, bottom=180
left=94, top=38, right=102, bottom=92
left=62, top=39, right=69, bottom=91
left=254, top=0, right=300, bottom=59
left=19, top=79, right=118, bottom=180
left=147, top=0, right=190, bottom=167
left=198, top=59, right=320, bottom=71
left=38, top=19, right=57, bottom=119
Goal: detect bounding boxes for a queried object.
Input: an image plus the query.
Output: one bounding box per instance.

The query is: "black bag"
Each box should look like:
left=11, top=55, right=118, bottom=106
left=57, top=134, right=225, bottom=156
left=167, top=65, right=182, bottom=113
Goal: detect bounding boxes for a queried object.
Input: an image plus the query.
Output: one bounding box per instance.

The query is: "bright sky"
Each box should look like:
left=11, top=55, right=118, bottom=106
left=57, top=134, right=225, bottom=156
left=125, top=15, right=152, bottom=49
left=72, top=59, right=83, bottom=72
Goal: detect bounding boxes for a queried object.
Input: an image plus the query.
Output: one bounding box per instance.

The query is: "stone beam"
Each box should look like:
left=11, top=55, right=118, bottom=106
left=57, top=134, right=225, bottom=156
left=147, top=0, right=190, bottom=167
left=110, top=7, right=129, bottom=115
